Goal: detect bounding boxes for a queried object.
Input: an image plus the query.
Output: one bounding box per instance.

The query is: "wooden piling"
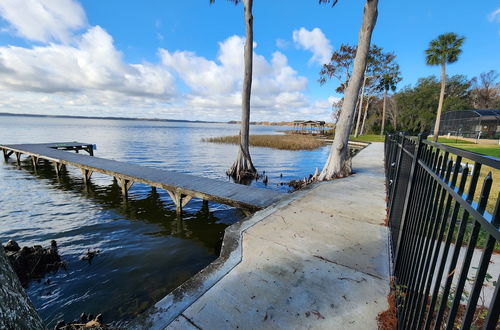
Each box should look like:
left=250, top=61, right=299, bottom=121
left=0, top=142, right=284, bottom=215
left=116, top=177, right=134, bottom=197
left=30, top=156, right=38, bottom=169
left=166, top=190, right=193, bottom=214
left=81, top=168, right=93, bottom=184
left=52, top=161, right=64, bottom=176
left=15, top=152, right=21, bottom=165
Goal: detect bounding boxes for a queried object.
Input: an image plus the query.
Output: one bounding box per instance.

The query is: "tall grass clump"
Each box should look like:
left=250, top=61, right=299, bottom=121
left=202, top=134, right=325, bottom=151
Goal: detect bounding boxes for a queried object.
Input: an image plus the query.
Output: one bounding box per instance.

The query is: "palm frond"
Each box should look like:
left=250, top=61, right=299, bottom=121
left=425, top=32, right=465, bottom=66
left=319, top=0, right=339, bottom=7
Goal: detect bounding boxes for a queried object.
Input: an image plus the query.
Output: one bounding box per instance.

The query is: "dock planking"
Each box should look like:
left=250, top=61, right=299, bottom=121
left=0, top=142, right=284, bottom=214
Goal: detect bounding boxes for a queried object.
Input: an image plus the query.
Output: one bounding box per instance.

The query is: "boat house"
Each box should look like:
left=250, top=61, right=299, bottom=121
left=292, top=120, right=326, bottom=135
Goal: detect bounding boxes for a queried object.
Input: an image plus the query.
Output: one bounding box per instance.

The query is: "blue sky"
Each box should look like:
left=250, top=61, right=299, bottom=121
left=0, top=0, right=498, bottom=121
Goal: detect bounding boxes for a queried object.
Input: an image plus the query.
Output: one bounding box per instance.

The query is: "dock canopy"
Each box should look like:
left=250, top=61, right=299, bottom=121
left=293, top=120, right=326, bottom=135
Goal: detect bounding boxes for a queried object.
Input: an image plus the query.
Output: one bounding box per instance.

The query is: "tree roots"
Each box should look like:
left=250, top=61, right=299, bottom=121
left=227, top=149, right=258, bottom=183
left=317, top=156, right=352, bottom=181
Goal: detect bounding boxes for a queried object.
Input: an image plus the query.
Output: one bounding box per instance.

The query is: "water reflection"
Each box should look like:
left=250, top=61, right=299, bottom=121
left=2, top=158, right=239, bottom=326
left=11, top=158, right=233, bottom=256
left=0, top=116, right=330, bottom=326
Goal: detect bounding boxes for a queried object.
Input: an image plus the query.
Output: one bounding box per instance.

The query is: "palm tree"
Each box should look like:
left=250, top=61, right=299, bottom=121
left=318, top=0, right=379, bottom=180
left=425, top=33, right=465, bottom=141
left=210, top=0, right=257, bottom=181
left=377, top=53, right=401, bottom=135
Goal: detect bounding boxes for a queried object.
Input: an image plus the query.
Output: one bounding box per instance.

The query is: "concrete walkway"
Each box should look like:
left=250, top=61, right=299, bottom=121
left=132, top=143, right=390, bottom=329
left=162, top=143, right=390, bottom=330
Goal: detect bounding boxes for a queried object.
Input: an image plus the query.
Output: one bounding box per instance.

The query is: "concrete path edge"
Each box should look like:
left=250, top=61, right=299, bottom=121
left=130, top=181, right=326, bottom=329
left=130, top=142, right=373, bottom=329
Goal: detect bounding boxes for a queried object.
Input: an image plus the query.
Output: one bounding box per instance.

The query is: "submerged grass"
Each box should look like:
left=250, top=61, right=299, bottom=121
left=202, top=134, right=326, bottom=151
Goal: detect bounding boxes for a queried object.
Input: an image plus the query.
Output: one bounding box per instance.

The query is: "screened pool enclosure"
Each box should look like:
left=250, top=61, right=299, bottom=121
left=438, top=109, right=500, bottom=139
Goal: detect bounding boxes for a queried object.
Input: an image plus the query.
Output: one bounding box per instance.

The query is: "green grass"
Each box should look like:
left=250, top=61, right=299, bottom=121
left=441, top=143, right=500, bottom=215
left=444, top=144, right=500, bottom=158
left=350, top=134, right=385, bottom=143
left=446, top=215, right=500, bottom=252
left=432, top=137, right=475, bottom=144
left=202, top=134, right=326, bottom=151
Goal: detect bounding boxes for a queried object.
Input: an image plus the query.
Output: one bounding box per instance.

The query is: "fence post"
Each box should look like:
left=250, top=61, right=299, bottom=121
left=394, top=132, right=427, bottom=267
left=387, top=132, right=405, bottom=218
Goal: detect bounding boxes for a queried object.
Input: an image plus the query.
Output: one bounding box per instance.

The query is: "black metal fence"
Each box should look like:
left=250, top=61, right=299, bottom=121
left=385, top=133, right=500, bottom=329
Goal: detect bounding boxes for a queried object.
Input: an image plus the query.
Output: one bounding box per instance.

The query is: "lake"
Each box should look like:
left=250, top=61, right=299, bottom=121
left=0, top=115, right=330, bottom=326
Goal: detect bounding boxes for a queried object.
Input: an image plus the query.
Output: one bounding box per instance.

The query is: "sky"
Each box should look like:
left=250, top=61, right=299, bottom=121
left=0, top=0, right=498, bottom=122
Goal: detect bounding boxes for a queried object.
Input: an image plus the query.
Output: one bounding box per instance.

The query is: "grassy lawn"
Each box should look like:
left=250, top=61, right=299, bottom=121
left=350, top=134, right=385, bottom=143
left=443, top=143, right=499, bottom=250
left=432, top=137, right=475, bottom=144
left=202, top=134, right=326, bottom=151
left=433, top=143, right=499, bottom=214
left=444, top=144, right=500, bottom=158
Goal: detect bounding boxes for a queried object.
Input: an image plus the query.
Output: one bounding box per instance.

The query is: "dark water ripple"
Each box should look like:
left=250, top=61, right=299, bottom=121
left=0, top=115, right=330, bottom=326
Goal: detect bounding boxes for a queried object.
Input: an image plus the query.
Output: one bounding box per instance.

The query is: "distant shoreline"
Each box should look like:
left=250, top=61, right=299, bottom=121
left=0, top=112, right=324, bottom=127
left=0, top=112, right=222, bottom=124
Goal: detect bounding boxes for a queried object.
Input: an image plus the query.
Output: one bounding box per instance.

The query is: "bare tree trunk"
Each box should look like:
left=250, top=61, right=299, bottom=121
left=354, top=74, right=367, bottom=137
left=433, top=62, right=446, bottom=141
left=360, top=95, right=371, bottom=135
left=318, top=0, right=378, bottom=181
left=227, top=0, right=257, bottom=181
left=392, top=98, right=398, bottom=130
left=352, top=93, right=361, bottom=134
left=0, top=246, right=45, bottom=330
left=380, top=89, right=387, bottom=135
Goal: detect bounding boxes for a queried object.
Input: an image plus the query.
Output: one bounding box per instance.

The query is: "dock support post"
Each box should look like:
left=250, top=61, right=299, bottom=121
left=52, top=162, right=64, bottom=176
left=85, top=146, right=94, bottom=156
left=167, top=190, right=193, bottom=214
left=242, top=209, right=253, bottom=217
left=116, top=177, right=134, bottom=197
left=31, top=156, right=38, bottom=169
left=15, top=152, right=21, bottom=165
left=2, top=150, right=11, bottom=161
left=200, top=200, right=210, bottom=214
left=151, top=186, right=157, bottom=194
left=81, top=169, right=93, bottom=184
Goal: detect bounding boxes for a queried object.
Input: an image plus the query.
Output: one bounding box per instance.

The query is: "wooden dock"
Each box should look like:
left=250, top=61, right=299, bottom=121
left=1, top=142, right=284, bottom=214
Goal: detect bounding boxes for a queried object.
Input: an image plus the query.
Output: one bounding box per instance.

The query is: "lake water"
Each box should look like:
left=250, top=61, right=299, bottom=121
left=0, top=115, right=330, bottom=326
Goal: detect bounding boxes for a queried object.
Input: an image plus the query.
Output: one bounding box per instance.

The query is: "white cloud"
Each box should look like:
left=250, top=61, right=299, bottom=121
left=0, top=32, right=334, bottom=121
left=0, top=0, right=86, bottom=43
left=0, top=1, right=333, bottom=122
left=292, top=27, right=332, bottom=65
left=159, top=35, right=313, bottom=120
left=488, top=8, right=500, bottom=22
left=0, top=26, right=176, bottom=99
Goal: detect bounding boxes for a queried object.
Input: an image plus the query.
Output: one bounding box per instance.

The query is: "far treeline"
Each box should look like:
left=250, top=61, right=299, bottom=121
left=320, top=40, right=500, bottom=137
left=209, top=0, right=492, bottom=182
left=361, top=70, right=500, bottom=135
